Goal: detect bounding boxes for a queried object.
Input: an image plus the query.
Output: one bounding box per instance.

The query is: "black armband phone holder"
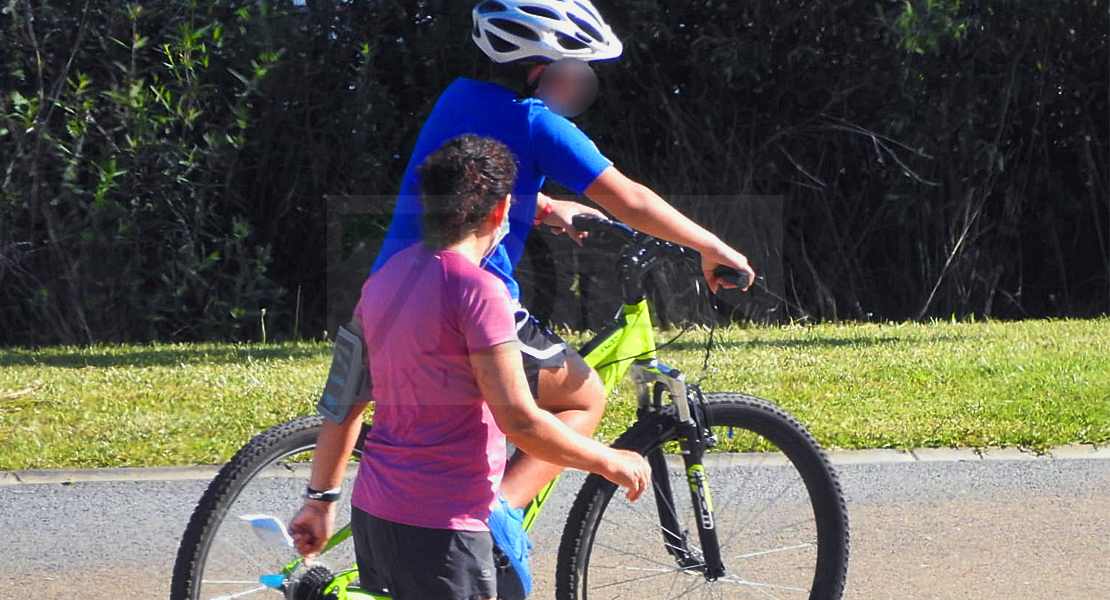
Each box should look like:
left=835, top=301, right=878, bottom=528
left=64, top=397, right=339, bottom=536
left=316, top=324, right=371, bottom=423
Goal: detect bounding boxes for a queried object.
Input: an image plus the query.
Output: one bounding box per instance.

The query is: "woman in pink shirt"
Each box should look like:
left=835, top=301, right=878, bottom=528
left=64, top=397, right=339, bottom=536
left=289, top=134, right=651, bottom=600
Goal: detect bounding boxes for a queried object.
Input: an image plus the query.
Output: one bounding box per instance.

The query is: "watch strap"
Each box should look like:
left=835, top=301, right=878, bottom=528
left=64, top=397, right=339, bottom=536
left=305, top=485, right=342, bottom=503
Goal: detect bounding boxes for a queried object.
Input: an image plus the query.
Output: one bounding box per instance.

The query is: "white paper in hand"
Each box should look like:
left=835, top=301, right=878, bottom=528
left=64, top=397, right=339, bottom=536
left=238, top=514, right=295, bottom=548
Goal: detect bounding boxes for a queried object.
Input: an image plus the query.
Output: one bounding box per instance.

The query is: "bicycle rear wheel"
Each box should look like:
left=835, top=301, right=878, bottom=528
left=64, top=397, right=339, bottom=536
left=556, top=393, right=849, bottom=600
left=171, top=415, right=364, bottom=600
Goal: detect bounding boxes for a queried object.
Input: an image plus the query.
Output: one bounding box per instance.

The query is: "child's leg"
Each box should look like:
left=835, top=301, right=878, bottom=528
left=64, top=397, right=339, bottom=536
left=498, top=350, right=605, bottom=509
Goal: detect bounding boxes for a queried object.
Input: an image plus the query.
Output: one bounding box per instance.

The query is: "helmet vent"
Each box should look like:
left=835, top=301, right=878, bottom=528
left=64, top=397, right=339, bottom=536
left=477, top=1, right=508, bottom=14
left=487, top=33, right=520, bottom=53
left=490, top=17, right=543, bottom=41
left=554, top=31, right=589, bottom=50
left=519, top=5, right=561, bottom=20
left=573, top=1, right=603, bottom=24
left=568, top=14, right=603, bottom=43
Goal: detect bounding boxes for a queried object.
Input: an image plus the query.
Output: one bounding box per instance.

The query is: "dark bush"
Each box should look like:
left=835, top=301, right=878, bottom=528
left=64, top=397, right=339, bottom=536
left=2, top=0, right=1106, bottom=344
left=1, top=1, right=283, bottom=344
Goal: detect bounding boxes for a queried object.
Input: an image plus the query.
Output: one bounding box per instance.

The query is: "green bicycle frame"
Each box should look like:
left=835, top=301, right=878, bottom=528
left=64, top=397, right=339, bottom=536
left=580, top=299, right=658, bottom=392
left=520, top=299, right=657, bottom=530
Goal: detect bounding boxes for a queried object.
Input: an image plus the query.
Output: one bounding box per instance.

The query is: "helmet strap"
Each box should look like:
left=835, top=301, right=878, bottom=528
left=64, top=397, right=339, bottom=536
left=489, top=61, right=548, bottom=98
left=522, top=64, right=546, bottom=98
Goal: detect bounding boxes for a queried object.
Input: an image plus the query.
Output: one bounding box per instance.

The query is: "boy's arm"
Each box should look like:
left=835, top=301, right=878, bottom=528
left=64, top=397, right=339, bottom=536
left=583, top=166, right=756, bottom=292
left=535, top=192, right=606, bottom=245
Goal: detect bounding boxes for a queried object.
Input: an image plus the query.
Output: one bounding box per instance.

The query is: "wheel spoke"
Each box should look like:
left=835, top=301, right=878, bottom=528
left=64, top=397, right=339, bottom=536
left=718, top=575, right=809, bottom=594
left=591, top=539, right=693, bottom=572
left=208, top=585, right=272, bottom=600
left=722, top=514, right=816, bottom=561
left=670, top=575, right=713, bottom=600
left=590, top=565, right=698, bottom=590
left=221, top=531, right=272, bottom=573
left=702, top=463, right=752, bottom=545
left=589, top=565, right=673, bottom=573
left=719, top=470, right=798, bottom=554
left=602, top=504, right=699, bottom=558
left=732, top=542, right=814, bottom=561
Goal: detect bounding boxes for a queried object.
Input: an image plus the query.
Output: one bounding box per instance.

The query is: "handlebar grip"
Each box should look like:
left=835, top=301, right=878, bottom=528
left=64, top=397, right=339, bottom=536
left=570, top=214, right=599, bottom=232
left=712, top=265, right=752, bottom=289
left=571, top=215, right=638, bottom=245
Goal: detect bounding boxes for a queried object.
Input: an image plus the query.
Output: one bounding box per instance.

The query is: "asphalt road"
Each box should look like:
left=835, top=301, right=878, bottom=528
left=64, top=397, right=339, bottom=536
left=1, top=453, right=1107, bottom=600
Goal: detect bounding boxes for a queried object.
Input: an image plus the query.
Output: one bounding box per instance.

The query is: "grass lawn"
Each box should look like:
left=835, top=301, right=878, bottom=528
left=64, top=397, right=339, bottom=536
left=1, top=319, right=1108, bottom=470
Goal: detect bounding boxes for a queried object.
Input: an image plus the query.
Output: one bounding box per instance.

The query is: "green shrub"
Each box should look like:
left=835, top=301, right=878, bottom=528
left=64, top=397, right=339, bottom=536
left=2, top=0, right=1106, bottom=344
left=1, top=1, right=282, bottom=344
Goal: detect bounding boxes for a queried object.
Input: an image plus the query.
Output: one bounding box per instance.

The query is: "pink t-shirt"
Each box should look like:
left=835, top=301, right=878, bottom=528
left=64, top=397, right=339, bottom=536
left=350, top=244, right=517, bottom=531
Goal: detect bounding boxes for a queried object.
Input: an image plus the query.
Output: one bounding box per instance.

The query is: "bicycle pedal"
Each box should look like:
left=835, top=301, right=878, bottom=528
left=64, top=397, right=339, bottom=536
left=492, top=544, right=528, bottom=600
left=290, top=565, right=339, bottom=600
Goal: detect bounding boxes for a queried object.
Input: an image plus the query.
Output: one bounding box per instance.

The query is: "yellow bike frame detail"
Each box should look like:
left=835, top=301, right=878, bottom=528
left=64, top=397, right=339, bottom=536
left=581, top=300, right=657, bottom=394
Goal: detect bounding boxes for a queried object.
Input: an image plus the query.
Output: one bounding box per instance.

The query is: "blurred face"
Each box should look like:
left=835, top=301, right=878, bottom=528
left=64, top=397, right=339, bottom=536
left=535, top=58, right=599, bottom=118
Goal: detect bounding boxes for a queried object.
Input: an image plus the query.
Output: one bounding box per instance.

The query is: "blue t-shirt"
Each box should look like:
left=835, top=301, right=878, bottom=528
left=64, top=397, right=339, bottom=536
left=370, top=78, right=613, bottom=299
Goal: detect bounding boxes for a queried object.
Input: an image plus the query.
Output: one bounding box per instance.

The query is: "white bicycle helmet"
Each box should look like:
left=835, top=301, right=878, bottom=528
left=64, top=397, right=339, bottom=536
left=472, top=0, right=623, bottom=64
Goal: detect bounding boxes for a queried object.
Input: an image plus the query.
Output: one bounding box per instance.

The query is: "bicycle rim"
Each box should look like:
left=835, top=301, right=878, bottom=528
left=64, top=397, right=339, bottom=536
left=556, top=393, right=849, bottom=600
left=171, top=415, right=362, bottom=600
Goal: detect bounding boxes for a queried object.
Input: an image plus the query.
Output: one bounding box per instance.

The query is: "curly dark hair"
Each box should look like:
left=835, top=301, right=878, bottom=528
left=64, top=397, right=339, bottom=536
left=418, top=134, right=518, bottom=247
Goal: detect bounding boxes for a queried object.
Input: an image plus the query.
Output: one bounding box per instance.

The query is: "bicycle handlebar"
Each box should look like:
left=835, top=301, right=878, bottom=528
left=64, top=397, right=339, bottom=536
left=571, top=215, right=752, bottom=290
left=572, top=214, right=639, bottom=246
left=711, top=265, right=752, bottom=290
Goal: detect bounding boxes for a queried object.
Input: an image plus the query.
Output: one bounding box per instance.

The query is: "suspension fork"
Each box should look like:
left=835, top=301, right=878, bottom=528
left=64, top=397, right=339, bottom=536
left=632, top=362, right=726, bottom=581
left=646, top=447, right=700, bottom=569
left=675, top=415, right=726, bottom=581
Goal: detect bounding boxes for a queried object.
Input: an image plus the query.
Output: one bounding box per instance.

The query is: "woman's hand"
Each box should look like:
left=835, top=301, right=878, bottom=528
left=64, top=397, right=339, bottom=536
left=289, top=500, right=336, bottom=560
left=538, top=194, right=607, bottom=245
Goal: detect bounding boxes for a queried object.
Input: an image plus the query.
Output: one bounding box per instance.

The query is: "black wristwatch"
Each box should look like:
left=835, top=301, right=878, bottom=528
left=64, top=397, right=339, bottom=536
left=305, top=485, right=342, bottom=503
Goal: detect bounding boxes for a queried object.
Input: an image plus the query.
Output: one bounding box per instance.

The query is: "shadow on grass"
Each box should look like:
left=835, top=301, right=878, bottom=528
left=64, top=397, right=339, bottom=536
left=0, top=343, right=331, bottom=369
left=659, top=334, right=963, bottom=353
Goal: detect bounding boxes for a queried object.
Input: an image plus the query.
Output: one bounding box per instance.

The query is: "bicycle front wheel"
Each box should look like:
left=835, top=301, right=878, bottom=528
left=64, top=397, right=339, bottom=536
left=556, top=393, right=849, bottom=600
left=170, top=415, right=364, bottom=600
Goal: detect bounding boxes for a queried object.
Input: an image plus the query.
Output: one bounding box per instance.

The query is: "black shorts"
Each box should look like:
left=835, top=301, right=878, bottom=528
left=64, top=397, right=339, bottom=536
left=513, top=305, right=570, bottom=399
left=352, top=507, right=496, bottom=600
